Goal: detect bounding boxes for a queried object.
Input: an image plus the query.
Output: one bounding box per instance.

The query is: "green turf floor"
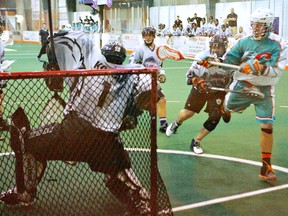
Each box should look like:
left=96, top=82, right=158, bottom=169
left=2, top=42, right=288, bottom=215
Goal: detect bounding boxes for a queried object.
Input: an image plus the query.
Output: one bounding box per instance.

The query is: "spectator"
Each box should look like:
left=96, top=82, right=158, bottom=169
left=191, top=13, right=202, bottom=27
left=190, top=22, right=201, bottom=36
left=174, top=15, right=182, bottom=28
left=207, top=16, right=215, bottom=36
left=227, top=8, right=238, bottom=36
left=213, top=19, right=221, bottom=35
left=172, top=24, right=182, bottom=36
left=200, top=17, right=208, bottom=35
left=84, top=15, right=90, bottom=24
left=89, top=16, right=95, bottom=24
left=182, top=17, right=192, bottom=36
left=219, top=24, right=233, bottom=37
left=39, top=23, right=49, bottom=46
left=234, top=26, right=247, bottom=40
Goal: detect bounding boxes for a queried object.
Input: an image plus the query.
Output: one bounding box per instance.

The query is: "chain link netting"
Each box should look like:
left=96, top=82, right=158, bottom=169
left=0, top=71, right=173, bottom=216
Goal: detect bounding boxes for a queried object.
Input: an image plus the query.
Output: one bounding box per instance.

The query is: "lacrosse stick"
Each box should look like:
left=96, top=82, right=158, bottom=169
left=209, top=86, right=265, bottom=99
left=156, top=45, right=240, bottom=70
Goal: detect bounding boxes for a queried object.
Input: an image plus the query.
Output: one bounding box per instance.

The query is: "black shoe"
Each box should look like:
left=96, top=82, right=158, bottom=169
left=159, top=122, right=168, bottom=133
left=222, top=111, right=231, bottom=123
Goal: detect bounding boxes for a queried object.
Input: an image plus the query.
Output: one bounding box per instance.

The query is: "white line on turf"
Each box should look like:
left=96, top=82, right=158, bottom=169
left=157, top=149, right=288, bottom=212
left=2, top=149, right=287, bottom=212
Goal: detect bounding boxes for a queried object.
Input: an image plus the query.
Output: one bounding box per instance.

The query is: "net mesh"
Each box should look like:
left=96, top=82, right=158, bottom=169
left=0, top=69, right=173, bottom=216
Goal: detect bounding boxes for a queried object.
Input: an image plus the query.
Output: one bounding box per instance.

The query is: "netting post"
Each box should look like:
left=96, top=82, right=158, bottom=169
left=150, top=69, right=158, bottom=216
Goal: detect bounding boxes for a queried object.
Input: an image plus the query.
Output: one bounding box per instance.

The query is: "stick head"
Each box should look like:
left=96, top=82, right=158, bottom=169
left=156, top=45, right=185, bottom=61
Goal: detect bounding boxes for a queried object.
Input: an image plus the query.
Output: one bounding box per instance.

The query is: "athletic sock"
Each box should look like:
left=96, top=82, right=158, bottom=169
left=262, top=152, right=271, bottom=166
left=160, top=118, right=167, bottom=126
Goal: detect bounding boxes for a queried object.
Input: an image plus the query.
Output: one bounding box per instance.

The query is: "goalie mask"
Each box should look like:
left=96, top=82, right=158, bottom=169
left=250, top=8, right=274, bottom=40
left=142, top=26, right=156, bottom=46
left=209, top=34, right=228, bottom=57
left=101, top=42, right=126, bottom=65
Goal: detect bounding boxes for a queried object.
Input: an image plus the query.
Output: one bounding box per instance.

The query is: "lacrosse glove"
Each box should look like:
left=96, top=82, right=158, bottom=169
left=239, top=59, right=267, bottom=76
left=192, top=77, right=211, bottom=93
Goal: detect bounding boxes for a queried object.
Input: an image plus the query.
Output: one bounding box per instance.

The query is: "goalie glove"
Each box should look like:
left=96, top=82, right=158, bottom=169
left=239, top=59, right=267, bottom=76
left=192, top=77, right=211, bottom=93
left=158, top=69, right=166, bottom=83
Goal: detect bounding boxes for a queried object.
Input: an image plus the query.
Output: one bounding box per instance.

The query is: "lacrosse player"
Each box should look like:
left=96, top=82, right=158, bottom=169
left=166, top=34, right=233, bottom=154
left=223, top=8, right=288, bottom=181
left=130, top=26, right=169, bottom=133
left=0, top=42, right=154, bottom=215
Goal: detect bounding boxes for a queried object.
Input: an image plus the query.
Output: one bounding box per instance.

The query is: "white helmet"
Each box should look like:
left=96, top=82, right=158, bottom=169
left=250, top=8, right=274, bottom=40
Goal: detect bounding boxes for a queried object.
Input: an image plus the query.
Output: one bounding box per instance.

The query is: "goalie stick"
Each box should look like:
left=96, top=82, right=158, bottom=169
left=156, top=45, right=240, bottom=70
left=209, top=86, right=265, bottom=99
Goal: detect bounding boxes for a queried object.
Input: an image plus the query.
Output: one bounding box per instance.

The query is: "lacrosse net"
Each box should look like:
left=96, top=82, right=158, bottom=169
left=0, top=68, right=173, bottom=216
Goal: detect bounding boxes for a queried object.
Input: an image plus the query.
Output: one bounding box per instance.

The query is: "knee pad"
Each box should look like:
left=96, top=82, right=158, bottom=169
left=203, top=111, right=221, bottom=132
left=261, top=128, right=273, bottom=134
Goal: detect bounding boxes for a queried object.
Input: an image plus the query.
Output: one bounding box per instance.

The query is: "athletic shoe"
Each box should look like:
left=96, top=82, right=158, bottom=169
left=259, top=161, right=277, bottom=181
left=222, top=111, right=231, bottom=123
left=190, top=139, right=203, bottom=154
left=165, top=121, right=179, bottom=137
left=159, top=122, right=168, bottom=133
left=0, top=188, right=36, bottom=206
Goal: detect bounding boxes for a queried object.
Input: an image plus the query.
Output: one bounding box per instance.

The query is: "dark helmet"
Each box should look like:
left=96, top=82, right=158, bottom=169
left=209, top=34, right=228, bottom=49
left=141, top=26, right=156, bottom=37
left=101, top=42, right=126, bottom=65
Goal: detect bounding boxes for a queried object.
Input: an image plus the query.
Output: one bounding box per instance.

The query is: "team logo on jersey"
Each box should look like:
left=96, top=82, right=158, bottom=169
left=216, top=98, right=222, bottom=105
left=255, top=52, right=272, bottom=63
left=143, top=57, right=159, bottom=68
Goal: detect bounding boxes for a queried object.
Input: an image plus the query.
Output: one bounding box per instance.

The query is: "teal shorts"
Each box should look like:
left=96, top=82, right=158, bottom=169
left=224, top=81, right=275, bottom=124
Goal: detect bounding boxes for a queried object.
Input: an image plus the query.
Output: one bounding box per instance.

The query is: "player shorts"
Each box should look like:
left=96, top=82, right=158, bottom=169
left=224, top=80, right=275, bottom=124
left=26, top=112, right=131, bottom=175
left=184, top=87, right=226, bottom=114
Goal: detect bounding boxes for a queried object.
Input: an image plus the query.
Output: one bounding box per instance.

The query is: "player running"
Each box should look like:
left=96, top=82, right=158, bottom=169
left=223, top=8, right=288, bottom=181
left=166, top=34, right=233, bottom=154
left=130, top=26, right=169, bottom=133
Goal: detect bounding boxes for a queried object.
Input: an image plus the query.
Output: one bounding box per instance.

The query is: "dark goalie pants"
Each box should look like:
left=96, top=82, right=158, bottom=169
left=26, top=112, right=131, bottom=175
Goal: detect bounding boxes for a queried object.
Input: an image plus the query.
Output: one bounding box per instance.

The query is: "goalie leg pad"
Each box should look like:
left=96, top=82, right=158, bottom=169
left=10, top=107, right=45, bottom=195
left=104, top=168, right=150, bottom=215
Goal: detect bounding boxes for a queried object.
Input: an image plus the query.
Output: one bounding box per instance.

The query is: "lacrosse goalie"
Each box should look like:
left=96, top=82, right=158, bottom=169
left=166, top=34, right=234, bottom=154
left=0, top=39, right=173, bottom=215
left=223, top=8, right=288, bottom=181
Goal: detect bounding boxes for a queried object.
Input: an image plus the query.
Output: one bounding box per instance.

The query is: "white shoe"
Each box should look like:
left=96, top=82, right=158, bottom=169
left=190, top=139, right=203, bottom=154
left=165, top=121, right=179, bottom=137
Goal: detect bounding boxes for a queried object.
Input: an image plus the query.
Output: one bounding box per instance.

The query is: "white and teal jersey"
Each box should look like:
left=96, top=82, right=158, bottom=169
left=223, top=32, right=288, bottom=86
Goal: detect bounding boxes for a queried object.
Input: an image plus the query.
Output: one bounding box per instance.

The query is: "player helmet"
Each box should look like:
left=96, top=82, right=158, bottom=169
left=101, top=42, right=126, bottom=65
left=209, top=34, right=228, bottom=57
left=142, top=26, right=156, bottom=37
left=250, top=8, right=274, bottom=40
left=142, top=26, right=156, bottom=46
